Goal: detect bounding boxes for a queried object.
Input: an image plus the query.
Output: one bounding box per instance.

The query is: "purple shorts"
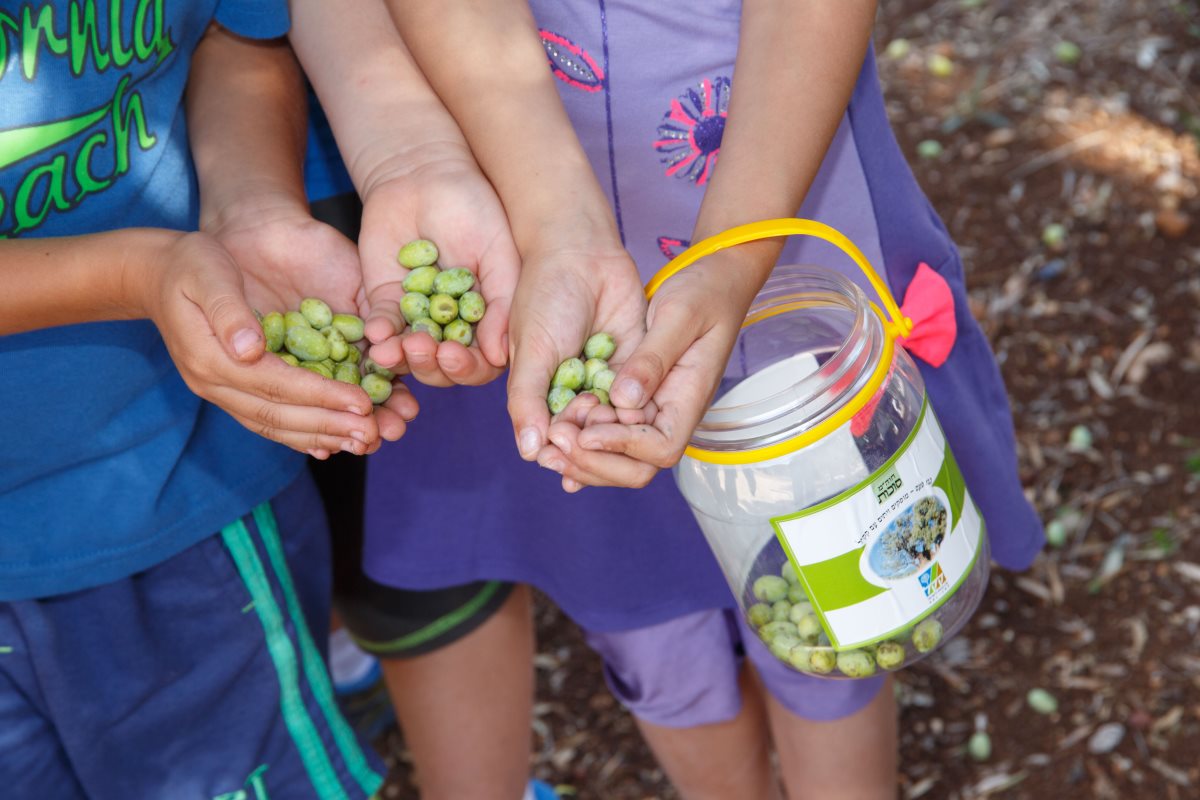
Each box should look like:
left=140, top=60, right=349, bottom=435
left=586, top=610, right=884, bottom=728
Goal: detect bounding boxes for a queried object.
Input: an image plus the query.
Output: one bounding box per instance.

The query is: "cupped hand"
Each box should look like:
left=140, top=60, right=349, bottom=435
left=144, top=231, right=404, bottom=458
left=201, top=193, right=419, bottom=454
left=356, top=147, right=520, bottom=387
left=538, top=257, right=757, bottom=491
left=506, top=243, right=651, bottom=469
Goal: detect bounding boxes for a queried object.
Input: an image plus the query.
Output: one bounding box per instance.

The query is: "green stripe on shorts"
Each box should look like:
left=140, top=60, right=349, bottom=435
left=352, top=580, right=504, bottom=654
left=252, top=504, right=384, bottom=799
left=221, top=520, right=348, bottom=800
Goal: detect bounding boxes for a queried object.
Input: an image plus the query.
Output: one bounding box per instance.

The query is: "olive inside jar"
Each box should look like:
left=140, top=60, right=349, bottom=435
left=653, top=220, right=990, bottom=680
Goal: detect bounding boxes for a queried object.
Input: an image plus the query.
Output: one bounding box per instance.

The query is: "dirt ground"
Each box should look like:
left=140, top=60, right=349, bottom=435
left=375, top=1, right=1200, bottom=797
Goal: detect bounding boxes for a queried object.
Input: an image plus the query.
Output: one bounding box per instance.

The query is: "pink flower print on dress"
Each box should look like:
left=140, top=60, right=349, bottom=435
left=541, top=30, right=605, bottom=92
left=657, top=236, right=691, bottom=259
left=654, top=77, right=731, bottom=185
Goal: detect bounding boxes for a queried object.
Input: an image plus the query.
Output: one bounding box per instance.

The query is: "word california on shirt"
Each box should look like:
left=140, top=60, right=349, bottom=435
left=0, top=0, right=301, bottom=601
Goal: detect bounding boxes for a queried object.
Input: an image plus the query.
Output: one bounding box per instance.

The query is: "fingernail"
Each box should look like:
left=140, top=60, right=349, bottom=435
left=615, top=379, right=643, bottom=407
left=350, top=430, right=367, bottom=444
left=564, top=478, right=583, bottom=493
left=550, top=434, right=571, bottom=455
left=232, top=328, right=260, bottom=358
left=347, top=405, right=366, bottom=416
left=579, top=436, right=601, bottom=451
left=519, top=428, right=540, bottom=459
left=545, top=459, right=565, bottom=474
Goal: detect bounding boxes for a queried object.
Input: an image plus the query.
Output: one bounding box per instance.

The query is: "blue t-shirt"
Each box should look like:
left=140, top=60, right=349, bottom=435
left=0, top=0, right=301, bottom=600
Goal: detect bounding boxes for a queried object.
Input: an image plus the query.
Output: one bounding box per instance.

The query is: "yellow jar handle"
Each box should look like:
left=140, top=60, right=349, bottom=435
left=645, top=218, right=913, bottom=338
left=645, top=219, right=912, bottom=465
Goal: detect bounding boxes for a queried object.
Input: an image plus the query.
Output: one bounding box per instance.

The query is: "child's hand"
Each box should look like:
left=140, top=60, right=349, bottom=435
left=506, top=244, right=650, bottom=465
left=202, top=192, right=419, bottom=451
left=144, top=231, right=398, bottom=458
left=355, top=148, right=520, bottom=388
left=537, top=256, right=756, bottom=490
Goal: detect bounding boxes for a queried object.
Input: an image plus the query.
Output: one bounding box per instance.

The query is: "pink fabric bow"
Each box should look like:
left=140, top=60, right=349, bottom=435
left=849, top=263, right=957, bottom=436
left=896, top=262, right=957, bottom=368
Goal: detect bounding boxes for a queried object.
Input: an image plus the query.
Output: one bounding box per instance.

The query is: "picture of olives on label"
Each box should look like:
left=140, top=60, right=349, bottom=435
left=867, top=494, right=951, bottom=580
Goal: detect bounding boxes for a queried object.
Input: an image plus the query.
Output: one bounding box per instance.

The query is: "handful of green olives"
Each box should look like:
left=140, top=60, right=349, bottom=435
left=258, top=298, right=395, bottom=405
left=746, top=561, right=946, bottom=678
left=397, top=238, right=486, bottom=346
left=547, top=332, right=618, bottom=414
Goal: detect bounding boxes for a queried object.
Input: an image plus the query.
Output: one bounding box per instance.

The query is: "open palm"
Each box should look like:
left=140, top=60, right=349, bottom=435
left=207, top=195, right=418, bottom=447
left=357, top=154, right=520, bottom=387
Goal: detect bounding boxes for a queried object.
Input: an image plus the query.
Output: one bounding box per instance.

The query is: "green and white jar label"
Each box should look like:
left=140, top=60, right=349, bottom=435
left=770, top=401, right=983, bottom=649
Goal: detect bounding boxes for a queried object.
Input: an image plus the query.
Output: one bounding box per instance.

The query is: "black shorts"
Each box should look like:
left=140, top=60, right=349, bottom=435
left=308, top=192, right=515, bottom=659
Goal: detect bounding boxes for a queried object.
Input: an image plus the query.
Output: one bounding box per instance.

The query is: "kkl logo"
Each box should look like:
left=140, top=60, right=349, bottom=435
left=919, top=562, right=947, bottom=599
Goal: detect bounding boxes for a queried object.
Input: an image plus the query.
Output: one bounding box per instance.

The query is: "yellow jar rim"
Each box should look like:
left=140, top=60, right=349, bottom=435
left=644, top=219, right=914, bottom=466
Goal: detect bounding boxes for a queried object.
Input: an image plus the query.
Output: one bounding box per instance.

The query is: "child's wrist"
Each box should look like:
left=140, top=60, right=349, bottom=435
left=115, top=228, right=188, bottom=319
left=352, top=138, right=477, bottom=198
left=199, top=184, right=311, bottom=235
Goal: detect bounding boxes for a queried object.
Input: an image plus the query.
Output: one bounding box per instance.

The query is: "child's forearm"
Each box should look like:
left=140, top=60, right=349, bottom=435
left=693, top=0, right=877, bottom=282
left=0, top=229, right=179, bottom=335
left=186, top=25, right=308, bottom=223
left=289, top=0, right=471, bottom=194
left=386, top=0, right=618, bottom=253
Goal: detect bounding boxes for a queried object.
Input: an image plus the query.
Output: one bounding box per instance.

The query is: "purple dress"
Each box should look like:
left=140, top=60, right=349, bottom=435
left=362, top=2, right=1043, bottom=633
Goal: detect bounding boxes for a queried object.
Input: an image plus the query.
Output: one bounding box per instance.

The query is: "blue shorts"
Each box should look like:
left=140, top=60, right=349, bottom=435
left=586, top=609, right=885, bottom=728
left=0, top=473, right=385, bottom=800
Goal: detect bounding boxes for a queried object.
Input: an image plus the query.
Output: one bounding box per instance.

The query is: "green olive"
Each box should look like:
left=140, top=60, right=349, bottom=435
left=284, top=310, right=310, bottom=330
left=836, top=649, right=877, bottom=678
left=747, top=603, right=773, bottom=628
left=547, top=386, right=576, bottom=415
left=331, top=313, right=365, bottom=343
left=284, top=326, right=331, bottom=362
left=400, top=292, right=431, bottom=324
left=324, top=327, right=349, bottom=362
left=443, top=319, right=474, bottom=346
left=552, top=358, right=586, bottom=391
left=361, top=373, right=393, bottom=404
left=752, top=575, right=789, bottom=603
left=300, top=361, right=333, bottom=379
left=397, top=239, right=439, bottom=269
left=402, top=266, right=439, bottom=295
left=457, top=291, right=486, bottom=323
left=432, top=268, right=475, bottom=298
left=912, top=618, right=944, bottom=653
left=591, top=368, right=616, bottom=394
left=261, top=312, right=285, bottom=352
left=410, top=318, right=443, bottom=342
left=875, top=641, right=906, bottom=670
left=583, top=332, right=616, bottom=360
left=333, top=363, right=361, bottom=385
left=300, top=297, right=333, bottom=329
left=583, top=358, right=608, bottom=389
left=364, top=358, right=395, bottom=380
left=428, top=294, right=459, bottom=325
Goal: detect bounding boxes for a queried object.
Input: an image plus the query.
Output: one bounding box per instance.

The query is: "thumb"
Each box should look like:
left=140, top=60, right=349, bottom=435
left=198, top=254, right=263, bottom=363
left=609, top=302, right=698, bottom=409
left=506, top=332, right=560, bottom=461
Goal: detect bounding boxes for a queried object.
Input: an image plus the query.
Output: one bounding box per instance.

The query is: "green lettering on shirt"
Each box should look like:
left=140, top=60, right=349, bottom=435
left=68, top=1, right=111, bottom=76
left=14, top=153, right=71, bottom=232
left=112, top=76, right=156, bottom=175
left=74, top=129, right=112, bottom=199
left=21, top=4, right=69, bottom=80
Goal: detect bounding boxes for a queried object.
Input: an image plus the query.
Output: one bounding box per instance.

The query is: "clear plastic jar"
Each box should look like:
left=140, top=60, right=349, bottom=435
left=655, top=222, right=989, bottom=680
